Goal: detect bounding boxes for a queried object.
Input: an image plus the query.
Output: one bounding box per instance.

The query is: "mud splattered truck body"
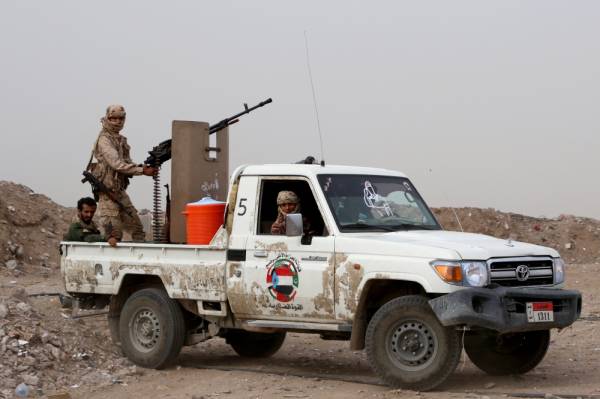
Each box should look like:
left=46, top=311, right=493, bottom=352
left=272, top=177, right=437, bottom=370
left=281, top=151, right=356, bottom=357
left=61, top=164, right=581, bottom=390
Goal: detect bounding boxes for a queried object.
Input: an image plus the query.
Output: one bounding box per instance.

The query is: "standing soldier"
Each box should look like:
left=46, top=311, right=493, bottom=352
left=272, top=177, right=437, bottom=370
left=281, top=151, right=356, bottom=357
left=88, top=104, right=156, bottom=241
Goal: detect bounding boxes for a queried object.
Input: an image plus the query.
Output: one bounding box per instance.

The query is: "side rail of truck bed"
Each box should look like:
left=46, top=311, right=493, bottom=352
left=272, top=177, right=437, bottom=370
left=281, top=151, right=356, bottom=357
left=61, top=242, right=228, bottom=303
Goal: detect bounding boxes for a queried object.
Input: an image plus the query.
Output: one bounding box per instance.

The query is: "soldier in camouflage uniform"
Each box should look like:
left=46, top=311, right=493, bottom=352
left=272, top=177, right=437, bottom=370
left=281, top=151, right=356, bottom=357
left=88, top=104, right=156, bottom=241
left=64, top=197, right=121, bottom=246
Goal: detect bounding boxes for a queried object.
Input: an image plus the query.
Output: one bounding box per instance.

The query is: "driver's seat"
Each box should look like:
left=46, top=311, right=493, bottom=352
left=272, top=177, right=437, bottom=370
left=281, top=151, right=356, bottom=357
left=335, top=197, right=363, bottom=224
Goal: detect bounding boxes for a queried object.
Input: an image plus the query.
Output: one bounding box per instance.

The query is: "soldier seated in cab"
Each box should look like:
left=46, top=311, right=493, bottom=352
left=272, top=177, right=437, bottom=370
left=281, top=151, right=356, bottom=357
left=270, top=191, right=316, bottom=236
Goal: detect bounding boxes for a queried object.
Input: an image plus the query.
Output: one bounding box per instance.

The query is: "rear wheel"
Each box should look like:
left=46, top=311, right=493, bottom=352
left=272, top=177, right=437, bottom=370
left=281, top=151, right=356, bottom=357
left=365, top=295, right=462, bottom=391
left=465, top=329, right=550, bottom=375
left=119, top=288, right=185, bottom=369
left=226, top=330, right=286, bottom=358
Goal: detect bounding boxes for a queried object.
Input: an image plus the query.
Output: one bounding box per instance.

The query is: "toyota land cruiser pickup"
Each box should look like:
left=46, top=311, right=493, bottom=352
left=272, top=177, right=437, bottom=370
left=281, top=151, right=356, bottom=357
left=61, top=164, right=581, bottom=390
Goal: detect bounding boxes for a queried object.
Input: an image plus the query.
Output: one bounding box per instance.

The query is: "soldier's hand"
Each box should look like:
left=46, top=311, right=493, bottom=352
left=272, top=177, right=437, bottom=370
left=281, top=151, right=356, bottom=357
left=143, top=165, right=157, bottom=176
left=271, top=222, right=283, bottom=234
left=107, top=237, right=118, bottom=247
left=110, top=228, right=123, bottom=241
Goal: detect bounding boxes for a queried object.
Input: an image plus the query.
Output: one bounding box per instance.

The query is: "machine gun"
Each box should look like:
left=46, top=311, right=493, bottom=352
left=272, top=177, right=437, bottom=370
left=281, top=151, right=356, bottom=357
left=145, top=98, right=272, bottom=243
left=145, top=98, right=272, bottom=168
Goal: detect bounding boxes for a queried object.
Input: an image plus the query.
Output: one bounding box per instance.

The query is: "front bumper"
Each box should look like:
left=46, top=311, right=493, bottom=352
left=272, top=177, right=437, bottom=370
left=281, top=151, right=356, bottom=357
left=429, top=286, right=581, bottom=333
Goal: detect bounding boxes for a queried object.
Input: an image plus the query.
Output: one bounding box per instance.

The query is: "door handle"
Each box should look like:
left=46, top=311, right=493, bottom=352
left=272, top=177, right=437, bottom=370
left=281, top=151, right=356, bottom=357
left=254, top=250, right=268, bottom=258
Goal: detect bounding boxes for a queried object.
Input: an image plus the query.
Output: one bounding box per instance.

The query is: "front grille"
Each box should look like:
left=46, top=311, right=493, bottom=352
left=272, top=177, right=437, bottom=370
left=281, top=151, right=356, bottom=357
left=489, top=258, right=554, bottom=287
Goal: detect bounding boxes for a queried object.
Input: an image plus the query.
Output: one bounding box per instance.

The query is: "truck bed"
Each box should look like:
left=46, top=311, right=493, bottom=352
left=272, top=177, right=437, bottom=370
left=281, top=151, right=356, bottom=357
left=61, top=241, right=227, bottom=302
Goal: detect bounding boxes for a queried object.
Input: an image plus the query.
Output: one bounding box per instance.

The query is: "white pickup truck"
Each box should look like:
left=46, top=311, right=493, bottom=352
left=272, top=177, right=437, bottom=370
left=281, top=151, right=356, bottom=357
left=61, top=163, right=581, bottom=390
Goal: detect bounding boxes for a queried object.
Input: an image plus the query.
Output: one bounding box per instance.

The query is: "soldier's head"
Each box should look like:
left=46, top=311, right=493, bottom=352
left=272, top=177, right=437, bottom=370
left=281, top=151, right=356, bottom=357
left=77, top=197, right=97, bottom=224
left=101, top=104, right=126, bottom=133
left=277, top=191, right=300, bottom=215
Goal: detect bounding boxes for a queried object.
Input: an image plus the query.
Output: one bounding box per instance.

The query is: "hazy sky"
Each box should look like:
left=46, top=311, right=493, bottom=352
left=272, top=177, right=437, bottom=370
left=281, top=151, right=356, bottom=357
left=1, top=1, right=598, bottom=219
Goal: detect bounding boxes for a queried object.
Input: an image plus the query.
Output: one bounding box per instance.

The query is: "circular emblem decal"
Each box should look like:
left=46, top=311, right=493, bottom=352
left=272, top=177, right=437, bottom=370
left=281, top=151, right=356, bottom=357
left=515, top=265, right=530, bottom=282
left=266, top=255, right=301, bottom=303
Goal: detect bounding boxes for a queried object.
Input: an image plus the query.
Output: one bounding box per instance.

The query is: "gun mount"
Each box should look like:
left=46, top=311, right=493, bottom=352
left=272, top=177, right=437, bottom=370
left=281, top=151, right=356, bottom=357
left=146, top=98, right=272, bottom=243
left=145, top=98, right=272, bottom=168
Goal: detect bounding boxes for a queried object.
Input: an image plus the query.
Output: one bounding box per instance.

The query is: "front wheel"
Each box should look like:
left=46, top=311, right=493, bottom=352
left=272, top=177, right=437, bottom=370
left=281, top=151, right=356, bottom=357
left=365, top=295, right=462, bottom=391
left=465, top=329, right=550, bottom=375
left=226, top=330, right=286, bottom=358
left=119, top=288, right=185, bottom=369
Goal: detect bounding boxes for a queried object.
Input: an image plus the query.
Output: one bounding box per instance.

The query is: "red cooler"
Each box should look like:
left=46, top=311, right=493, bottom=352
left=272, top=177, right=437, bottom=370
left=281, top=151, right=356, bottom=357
left=183, top=197, right=226, bottom=245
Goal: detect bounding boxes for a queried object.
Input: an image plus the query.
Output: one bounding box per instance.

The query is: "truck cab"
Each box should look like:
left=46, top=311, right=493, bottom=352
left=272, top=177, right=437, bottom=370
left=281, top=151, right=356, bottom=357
left=228, top=163, right=440, bottom=323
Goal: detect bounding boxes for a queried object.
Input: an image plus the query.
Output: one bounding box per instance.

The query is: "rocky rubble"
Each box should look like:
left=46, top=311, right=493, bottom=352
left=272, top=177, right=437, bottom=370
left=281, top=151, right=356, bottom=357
left=433, top=207, right=600, bottom=264
left=0, top=289, right=137, bottom=398
left=0, top=181, right=75, bottom=278
left=1, top=180, right=599, bottom=274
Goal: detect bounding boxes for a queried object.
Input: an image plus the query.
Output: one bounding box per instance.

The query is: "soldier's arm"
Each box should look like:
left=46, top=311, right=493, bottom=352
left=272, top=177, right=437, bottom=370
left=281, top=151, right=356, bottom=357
left=97, top=136, right=143, bottom=176
left=83, top=232, right=107, bottom=243
left=64, top=221, right=124, bottom=245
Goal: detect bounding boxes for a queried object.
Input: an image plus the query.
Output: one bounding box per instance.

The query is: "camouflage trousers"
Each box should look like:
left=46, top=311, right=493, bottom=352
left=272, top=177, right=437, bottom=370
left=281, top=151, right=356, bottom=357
left=97, top=191, right=145, bottom=241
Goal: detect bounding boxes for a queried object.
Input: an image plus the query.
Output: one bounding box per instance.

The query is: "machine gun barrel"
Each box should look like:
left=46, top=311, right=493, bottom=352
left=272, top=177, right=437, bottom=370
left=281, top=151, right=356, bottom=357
left=144, top=98, right=272, bottom=167
left=208, top=98, right=272, bottom=134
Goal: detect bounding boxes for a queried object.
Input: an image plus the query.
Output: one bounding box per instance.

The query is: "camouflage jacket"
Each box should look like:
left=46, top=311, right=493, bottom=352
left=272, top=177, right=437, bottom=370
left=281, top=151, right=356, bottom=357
left=91, top=130, right=143, bottom=192
left=64, top=220, right=106, bottom=243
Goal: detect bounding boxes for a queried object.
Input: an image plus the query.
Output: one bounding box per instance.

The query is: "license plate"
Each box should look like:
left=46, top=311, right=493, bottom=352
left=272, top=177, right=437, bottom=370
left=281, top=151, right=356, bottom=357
left=526, top=302, right=554, bottom=322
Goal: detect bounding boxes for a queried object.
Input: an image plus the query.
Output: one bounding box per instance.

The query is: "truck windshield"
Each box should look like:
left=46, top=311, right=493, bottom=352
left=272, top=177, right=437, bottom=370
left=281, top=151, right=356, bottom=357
left=317, top=174, right=441, bottom=232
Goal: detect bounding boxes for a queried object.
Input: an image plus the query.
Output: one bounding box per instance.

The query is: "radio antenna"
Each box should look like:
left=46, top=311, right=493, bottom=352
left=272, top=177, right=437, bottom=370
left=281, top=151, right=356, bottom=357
left=304, top=30, right=326, bottom=166
left=428, top=168, right=464, bottom=232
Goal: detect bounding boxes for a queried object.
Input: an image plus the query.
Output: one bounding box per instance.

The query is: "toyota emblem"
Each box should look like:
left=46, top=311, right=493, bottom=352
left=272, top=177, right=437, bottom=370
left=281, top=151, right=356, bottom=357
left=515, top=265, right=530, bottom=281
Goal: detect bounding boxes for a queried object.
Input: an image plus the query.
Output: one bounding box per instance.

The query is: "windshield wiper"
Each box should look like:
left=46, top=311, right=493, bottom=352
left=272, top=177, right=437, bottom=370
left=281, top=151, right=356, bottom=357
left=388, top=223, right=439, bottom=231
left=340, top=222, right=397, bottom=232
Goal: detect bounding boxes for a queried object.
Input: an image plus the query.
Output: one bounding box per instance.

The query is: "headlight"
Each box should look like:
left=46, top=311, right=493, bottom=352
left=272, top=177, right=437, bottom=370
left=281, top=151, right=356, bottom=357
left=554, top=257, right=565, bottom=284
left=431, top=260, right=489, bottom=287
left=461, top=261, right=488, bottom=287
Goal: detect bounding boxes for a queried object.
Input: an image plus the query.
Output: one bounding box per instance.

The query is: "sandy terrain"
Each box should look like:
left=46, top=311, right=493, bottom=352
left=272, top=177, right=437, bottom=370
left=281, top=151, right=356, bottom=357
left=1, top=263, right=597, bottom=399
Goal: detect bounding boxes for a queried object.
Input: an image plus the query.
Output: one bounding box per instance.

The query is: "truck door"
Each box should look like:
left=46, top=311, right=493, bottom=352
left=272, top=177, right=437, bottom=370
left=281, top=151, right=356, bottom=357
left=241, top=177, right=335, bottom=321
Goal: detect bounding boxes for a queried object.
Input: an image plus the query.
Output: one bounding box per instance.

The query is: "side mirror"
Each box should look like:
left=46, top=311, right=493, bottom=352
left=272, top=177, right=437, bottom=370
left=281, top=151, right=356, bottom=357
left=285, top=214, right=303, bottom=237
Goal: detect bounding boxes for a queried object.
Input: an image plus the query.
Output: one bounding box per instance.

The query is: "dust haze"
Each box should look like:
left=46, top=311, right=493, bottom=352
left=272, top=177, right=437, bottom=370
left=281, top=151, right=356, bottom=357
left=0, top=1, right=598, bottom=218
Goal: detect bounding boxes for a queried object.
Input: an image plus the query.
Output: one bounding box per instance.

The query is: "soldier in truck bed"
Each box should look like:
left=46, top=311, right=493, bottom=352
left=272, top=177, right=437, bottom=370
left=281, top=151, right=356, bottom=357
left=64, top=197, right=121, bottom=246
left=88, top=104, right=156, bottom=241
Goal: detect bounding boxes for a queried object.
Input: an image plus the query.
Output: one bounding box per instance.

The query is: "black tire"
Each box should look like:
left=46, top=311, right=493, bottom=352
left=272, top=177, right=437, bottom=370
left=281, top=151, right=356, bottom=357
left=108, top=296, right=124, bottom=349
left=465, top=329, right=550, bottom=376
left=119, top=288, right=185, bottom=369
left=108, top=314, right=120, bottom=346
left=226, top=330, right=286, bottom=358
left=365, top=295, right=462, bottom=391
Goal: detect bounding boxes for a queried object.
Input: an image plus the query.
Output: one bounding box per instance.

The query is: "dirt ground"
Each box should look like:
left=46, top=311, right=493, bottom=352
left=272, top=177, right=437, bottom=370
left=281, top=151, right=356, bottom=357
left=0, top=263, right=597, bottom=399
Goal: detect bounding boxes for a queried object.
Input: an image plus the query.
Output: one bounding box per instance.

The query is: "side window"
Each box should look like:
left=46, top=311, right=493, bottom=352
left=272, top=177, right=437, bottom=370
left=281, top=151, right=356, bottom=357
left=257, top=179, right=327, bottom=236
